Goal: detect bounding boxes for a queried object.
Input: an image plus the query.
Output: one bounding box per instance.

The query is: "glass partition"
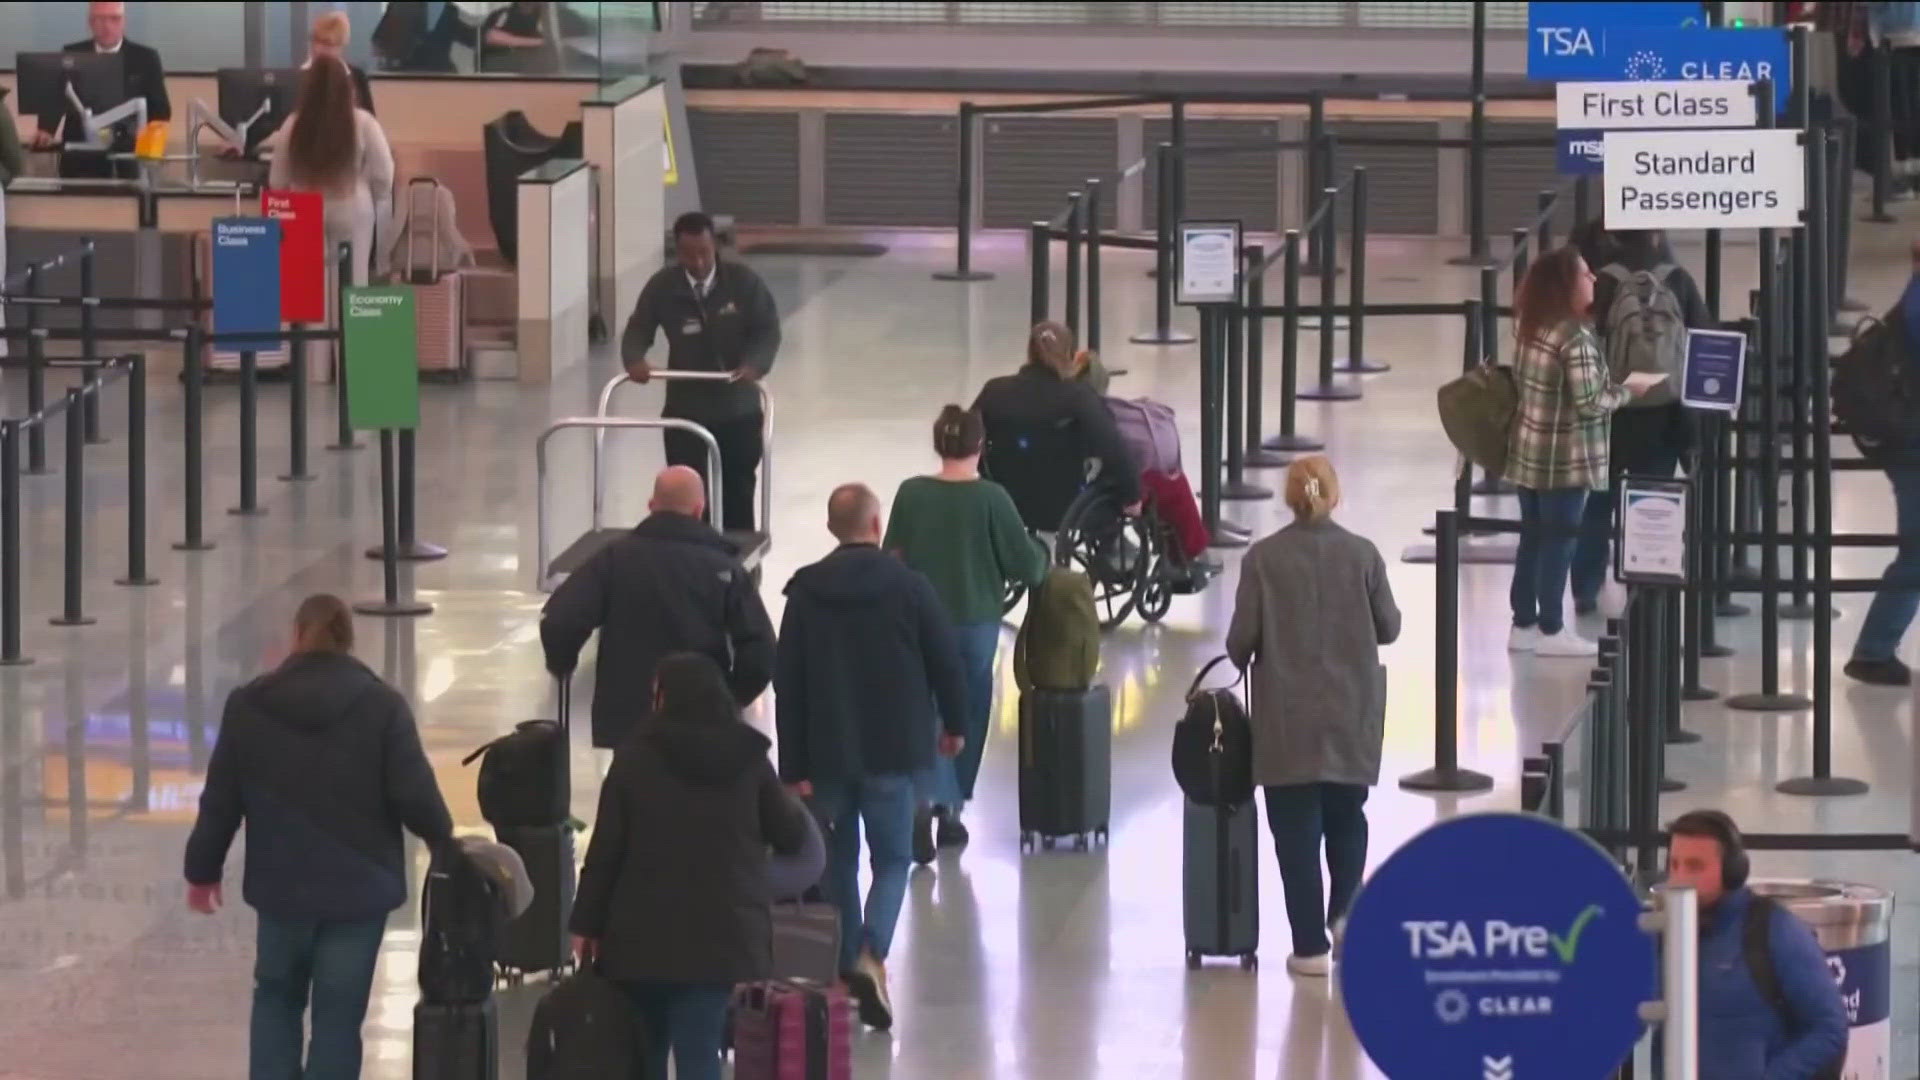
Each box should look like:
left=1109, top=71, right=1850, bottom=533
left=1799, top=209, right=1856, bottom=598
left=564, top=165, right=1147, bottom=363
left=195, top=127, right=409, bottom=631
left=686, top=1, right=1528, bottom=31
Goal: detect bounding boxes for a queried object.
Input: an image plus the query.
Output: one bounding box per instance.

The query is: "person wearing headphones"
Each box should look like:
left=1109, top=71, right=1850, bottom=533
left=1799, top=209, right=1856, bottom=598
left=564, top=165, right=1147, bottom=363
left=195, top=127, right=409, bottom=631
left=1665, top=811, right=1847, bottom=1079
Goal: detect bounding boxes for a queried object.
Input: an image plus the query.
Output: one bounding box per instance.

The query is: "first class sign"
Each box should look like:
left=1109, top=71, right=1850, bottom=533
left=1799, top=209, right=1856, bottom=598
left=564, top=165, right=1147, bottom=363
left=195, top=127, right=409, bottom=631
left=1556, top=80, right=1756, bottom=130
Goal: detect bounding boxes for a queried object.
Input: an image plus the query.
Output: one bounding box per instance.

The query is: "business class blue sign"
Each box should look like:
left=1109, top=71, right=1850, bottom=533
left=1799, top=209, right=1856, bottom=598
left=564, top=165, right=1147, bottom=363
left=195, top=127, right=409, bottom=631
left=211, top=216, right=282, bottom=340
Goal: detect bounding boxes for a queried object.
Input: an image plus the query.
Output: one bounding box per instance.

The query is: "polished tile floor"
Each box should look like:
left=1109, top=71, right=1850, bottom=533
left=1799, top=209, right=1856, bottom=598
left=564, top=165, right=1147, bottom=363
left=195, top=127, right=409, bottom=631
left=2, top=204, right=1919, bottom=1079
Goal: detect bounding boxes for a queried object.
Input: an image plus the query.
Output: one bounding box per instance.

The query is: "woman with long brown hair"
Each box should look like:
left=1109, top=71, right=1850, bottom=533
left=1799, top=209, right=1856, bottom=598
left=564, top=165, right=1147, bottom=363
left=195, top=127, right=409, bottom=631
left=1504, top=245, right=1654, bottom=658
left=268, top=56, right=392, bottom=285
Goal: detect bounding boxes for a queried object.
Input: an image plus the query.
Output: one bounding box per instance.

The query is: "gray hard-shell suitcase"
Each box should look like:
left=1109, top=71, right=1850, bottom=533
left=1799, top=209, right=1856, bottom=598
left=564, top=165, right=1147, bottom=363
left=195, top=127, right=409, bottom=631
left=1017, top=685, right=1112, bottom=851
left=1182, top=796, right=1260, bottom=970
left=413, top=997, right=500, bottom=1080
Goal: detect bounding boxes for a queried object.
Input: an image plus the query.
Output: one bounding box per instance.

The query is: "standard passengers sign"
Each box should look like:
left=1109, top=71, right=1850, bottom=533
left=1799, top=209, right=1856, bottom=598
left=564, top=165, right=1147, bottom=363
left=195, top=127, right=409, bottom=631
left=1602, top=128, right=1804, bottom=230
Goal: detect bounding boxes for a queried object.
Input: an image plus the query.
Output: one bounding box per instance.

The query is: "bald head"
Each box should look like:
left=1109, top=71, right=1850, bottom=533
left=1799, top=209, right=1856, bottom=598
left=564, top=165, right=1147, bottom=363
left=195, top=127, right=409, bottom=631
left=827, top=483, right=882, bottom=544
left=650, top=465, right=707, bottom=519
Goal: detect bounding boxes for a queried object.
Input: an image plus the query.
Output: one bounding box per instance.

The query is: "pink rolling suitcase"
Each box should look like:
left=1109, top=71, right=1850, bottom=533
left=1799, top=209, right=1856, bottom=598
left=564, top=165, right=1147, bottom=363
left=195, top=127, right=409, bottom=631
left=730, top=979, right=853, bottom=1080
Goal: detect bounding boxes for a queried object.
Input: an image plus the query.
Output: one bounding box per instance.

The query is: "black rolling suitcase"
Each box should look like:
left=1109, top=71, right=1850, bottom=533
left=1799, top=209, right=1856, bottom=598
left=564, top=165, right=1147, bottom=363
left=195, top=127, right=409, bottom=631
left=1182, top=797, right=1260, bottom=969
left=474, top=677, right=577, bottom=981
left=496, top=824, right=576, bottom=978
left=1017, top=685, right=1112, bottom=851
left=413, top=998, right=500, bottom=1080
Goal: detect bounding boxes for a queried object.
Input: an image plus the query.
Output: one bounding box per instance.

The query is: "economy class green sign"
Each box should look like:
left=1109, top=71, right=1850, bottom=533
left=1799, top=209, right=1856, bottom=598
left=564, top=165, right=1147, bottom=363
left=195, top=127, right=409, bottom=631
left=342, top=286, right=420, bottom=431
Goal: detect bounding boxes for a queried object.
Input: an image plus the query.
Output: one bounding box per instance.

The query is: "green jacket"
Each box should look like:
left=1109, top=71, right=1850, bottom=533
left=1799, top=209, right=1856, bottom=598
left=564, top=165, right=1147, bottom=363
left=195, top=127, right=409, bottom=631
left=0, top=89, right=23, bottom=186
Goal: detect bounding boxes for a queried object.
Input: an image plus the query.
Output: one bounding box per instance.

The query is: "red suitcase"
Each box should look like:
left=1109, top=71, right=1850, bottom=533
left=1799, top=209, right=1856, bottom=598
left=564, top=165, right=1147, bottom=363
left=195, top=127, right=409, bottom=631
left=730, top=979, right=853, bottom=1080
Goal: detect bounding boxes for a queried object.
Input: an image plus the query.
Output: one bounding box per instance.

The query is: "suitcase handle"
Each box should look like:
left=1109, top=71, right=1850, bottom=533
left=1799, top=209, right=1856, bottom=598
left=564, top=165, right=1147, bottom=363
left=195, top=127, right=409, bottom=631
left=1186, top=654, right=1245, bottom=702
left=556, top=673, right=570, bottom=731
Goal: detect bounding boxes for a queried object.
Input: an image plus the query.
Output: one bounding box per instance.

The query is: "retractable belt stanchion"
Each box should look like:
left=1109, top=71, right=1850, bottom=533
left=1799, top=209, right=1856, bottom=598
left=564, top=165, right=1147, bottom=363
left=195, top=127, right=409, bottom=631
left=1029, top=221, right=1050, bottom=328
left=0, top=423, right=21, bottom=666
left=1242, top=244, right=1292, bottom=468
left=24, top=271, right=47, bottom=476
left=1339, top=166, right=1388, bottom=375
left=933, top=102, right=993, bottom=282
left=230, top=350, right=264, bottom=517
left=354, top=430, right=433, bottom=619
left=1400, top=508, right=1494, bottom=794
left=174, top=326, right=214, bottom=553
left=117, top=354, right=155, bottom=588
left=1262, top=231, right=1323, bottom=455
left=1470, top=262, right=1513, bottom=498
left=1867, top=42, right=1897, bottom=225
left=1084, top=177, right=1103, bottom=354
left=1447, top=0, right=1492, bottom=268
left=1064, top=190, right=1084, bottom=340
left=1131, top=143, right=1194, bottom=346
left=1297, top=186, right=1358, bottom=402
left=1221, top=247, right=1270, bottom=502
left=281, top=323, right=315, bottom=482
left=50, top=390, right=94, bottom=628
left=79, top=240, right=105, bottom=446
left=328, top=244, right=363, bottom=452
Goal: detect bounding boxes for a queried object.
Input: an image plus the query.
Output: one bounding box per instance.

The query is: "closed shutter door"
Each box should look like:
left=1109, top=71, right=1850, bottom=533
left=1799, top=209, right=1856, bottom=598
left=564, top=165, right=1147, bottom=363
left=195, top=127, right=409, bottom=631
left=1142, top=119, right=1280, bottom=233
left=981, top=116, right=1119, bottom=229
left=825, top=113, right=957, bottom=227
left=688, top=110, right=801, bottom=226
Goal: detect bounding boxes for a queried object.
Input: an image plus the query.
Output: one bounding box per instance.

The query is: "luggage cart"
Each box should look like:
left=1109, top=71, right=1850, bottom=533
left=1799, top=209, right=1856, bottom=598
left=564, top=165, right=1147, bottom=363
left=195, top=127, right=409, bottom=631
left=535, top=371, right=773, bottom=592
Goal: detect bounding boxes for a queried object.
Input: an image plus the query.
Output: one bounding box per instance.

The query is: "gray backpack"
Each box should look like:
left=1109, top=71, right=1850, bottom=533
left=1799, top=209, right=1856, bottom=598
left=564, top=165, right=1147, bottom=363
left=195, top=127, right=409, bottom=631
left=1601, top=263, right=1685, bottom=406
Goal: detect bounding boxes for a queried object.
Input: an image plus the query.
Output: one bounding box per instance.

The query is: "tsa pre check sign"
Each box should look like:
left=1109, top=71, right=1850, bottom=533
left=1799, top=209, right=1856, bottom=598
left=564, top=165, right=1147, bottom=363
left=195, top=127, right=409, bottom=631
left=1603, top=128, right=1803, bottom=230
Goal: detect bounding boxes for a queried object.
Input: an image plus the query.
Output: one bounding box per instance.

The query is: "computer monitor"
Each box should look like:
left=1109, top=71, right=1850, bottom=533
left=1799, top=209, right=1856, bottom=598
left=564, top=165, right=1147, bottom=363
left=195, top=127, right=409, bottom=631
left=217, top=68, right=302, bottom=153
left=15, top=51, right=128, bottom=129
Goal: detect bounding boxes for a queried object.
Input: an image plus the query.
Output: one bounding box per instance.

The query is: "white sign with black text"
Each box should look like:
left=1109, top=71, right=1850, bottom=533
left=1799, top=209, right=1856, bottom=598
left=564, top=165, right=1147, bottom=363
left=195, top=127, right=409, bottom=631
left=1617, top=478, right=1690, bottom=585
left=1602, top=128, right=1804, bottom=230
left=1176, top=221, right=1241, bottom=306
left=1556, top=80, right=1756, bottom=130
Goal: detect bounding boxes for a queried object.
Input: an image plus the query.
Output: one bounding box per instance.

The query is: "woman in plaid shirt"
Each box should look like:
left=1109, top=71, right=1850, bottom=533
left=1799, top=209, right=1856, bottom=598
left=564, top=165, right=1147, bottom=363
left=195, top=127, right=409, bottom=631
left=1505, top=247, right=1651, bottom=658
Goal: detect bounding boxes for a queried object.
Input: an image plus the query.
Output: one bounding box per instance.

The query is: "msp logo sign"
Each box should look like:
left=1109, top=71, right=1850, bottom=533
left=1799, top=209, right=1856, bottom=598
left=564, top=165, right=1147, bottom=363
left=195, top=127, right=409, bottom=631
left=1340, top=814, right=1655, bottom=1080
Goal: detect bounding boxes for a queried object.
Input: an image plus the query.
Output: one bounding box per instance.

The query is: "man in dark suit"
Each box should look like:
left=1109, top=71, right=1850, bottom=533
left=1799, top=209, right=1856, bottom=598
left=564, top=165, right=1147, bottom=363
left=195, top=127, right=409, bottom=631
left=27, top=2, right=171, bottom=180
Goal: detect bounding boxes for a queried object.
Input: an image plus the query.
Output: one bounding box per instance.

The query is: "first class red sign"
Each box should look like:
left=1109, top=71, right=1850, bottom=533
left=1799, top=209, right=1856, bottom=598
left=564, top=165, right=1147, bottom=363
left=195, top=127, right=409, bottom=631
left=262, top=190, right=326, bottom=323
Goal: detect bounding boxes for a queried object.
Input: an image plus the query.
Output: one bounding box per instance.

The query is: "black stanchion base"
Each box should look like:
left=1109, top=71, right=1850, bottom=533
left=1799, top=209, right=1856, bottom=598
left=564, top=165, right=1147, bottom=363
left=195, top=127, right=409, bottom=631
left=327, top=441, right=365, bottom=452
left=1400, top=540, right=1518, bottom=565
left=1778, top=603, right=1838, bottom=621
left=1128, top=329, right=1196, bottom=346
left=1701, top=642, right=1736, bottom=658
left=932, top=269, right=995, bottom=282
left=1262, top=433, right=1325, bottom=453
left=1243, top=448, right=1294, bottom=468
left=1715, top=600, right=1751, bottom=618
left=1446, top=252, right=1496, bottom=268
left=1337, top=358, right=1392, bottom=375
left=228, top=506, right=268, bottom=518
left=172, top=540, right=217, bottom=553
left=1725, top=691, right=1813, bottom=713
left=0, top=656, right=34, bottom=668
left=1666, top=725, right=1705, bottom=744
left=1660, top=776, right=1687, bottom=793
left=279, top=472, right=319, bottom=483
left=1398, top=766, right=1495, bottom=794
left=353, top=597, right=434, bottom=618
left=1681, top=685, right=1721, bottom=703
left=1296, top=382, right=1362, bottom=402
left=1776, top=775, right=1870, bottom=797
left=49, top=614, right=96, bottom=627
left=1220, top=480, right=1273, bottom=502
left=366, top=541, right=450, bottom=562
left=115, top=576, right=160, bottom=588
left=1471, top=476, right=1516, bottom=496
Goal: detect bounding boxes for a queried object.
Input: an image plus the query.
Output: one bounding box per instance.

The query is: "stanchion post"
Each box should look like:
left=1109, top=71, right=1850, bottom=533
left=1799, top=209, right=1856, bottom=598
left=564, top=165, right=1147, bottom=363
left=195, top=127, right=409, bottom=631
left=1029, top=221, right=1050, bottom=327
left=79, top=240, right=104, bottom=445
left=1681, top=462, right=1717, bottom=703
left=1573, top=175, right=1591, bottom=231
left=174, top=326, right=214, bottom=553
left=1063, top=190, right=1083, bottom=340
left=1447, top=1, right=1491, bottom=267
left=1305, top=92, right=1327, bottom=266
left=367, top=429, right=449, bottom=563
left=25, top=280, right=47, bottom=475
left=282, top=330, right=314, bottom=482
left=1220, top=259, right=1269, bottom=502
left=1170, top=96, right=1187, bottom=223
left=1198, top=309, right=1223, bottom=539
left=1265, top=232, right=1322, bottom=454
left=1455, top=301, right=1482, bottom=525
left=1535, top=189, right=1556, bottom=251
left=1084, top=177, right=1102, bottom=353
left=1705, top=230, right=1723, bottom=322
left=1297, top=187, right=1359, bottom=402
left=1401, top=509, right=1494, bottom=793
left=230, top=350, right=263, bottom=516
left=328, top=243, right=363, bottom=451
left=50, top=390, right=93, bottom=627
left=1469, top=264, right=1509, bottom=497
left=1832, top=117, right=1863, bottom=317
left=354, top=430, right=432, bottom=618
left=1341, top=166, right=1387, bottom=374
left=0, top=423, right=24, bottom=665
left=1131, top=144, right=1194, bottom=346
left=118, top=355, right=155, bottom=587
left=1867, top=42, right=1895, bottom=224
left=933, top=102, right=993, bottom=282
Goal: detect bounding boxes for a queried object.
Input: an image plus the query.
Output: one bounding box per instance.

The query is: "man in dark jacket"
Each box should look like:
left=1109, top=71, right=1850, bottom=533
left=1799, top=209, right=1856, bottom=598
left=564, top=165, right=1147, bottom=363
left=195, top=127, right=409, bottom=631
left=1667, top=811, right=1848, bottom=1079
left=1847, top=239, right=1920, bottom=685
left=183, top=594, right=453, bottom=1080
left=623, top=211, right=782, bottom=532
left=542, top=465, right=776, bottom=750
left=28, top=3, right=172, bottom=180
left=776, top=483, right=967, bottom=1032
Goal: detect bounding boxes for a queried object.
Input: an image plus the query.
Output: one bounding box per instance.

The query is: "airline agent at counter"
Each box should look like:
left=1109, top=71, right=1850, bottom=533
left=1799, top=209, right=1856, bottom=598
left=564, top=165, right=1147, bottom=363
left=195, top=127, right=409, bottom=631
left=27, top=2, right=172, bottom=180
left=622, top=212, right=781, bottom=535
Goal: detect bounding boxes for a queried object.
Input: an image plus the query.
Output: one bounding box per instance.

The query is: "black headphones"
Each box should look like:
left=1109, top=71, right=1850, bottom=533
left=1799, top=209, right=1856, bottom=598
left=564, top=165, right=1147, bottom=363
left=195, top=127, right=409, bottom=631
left=1669, top=810, right=1749, bottom=891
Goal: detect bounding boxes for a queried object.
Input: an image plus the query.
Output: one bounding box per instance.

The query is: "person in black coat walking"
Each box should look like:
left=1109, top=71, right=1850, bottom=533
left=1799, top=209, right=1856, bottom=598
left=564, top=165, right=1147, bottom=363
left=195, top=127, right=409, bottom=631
left=570, top=653, right=812, bottom=1080
left=541, top=465, right=777, bottom=751
left=775, top=483, right=967, bottom=1032
left=183, top=594, right=453, bottom=1080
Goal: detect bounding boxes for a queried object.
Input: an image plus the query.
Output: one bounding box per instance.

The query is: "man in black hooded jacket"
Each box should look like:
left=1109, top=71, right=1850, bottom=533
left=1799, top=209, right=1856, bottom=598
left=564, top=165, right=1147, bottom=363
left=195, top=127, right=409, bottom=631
left=183, top=594, right=452, bottom=1080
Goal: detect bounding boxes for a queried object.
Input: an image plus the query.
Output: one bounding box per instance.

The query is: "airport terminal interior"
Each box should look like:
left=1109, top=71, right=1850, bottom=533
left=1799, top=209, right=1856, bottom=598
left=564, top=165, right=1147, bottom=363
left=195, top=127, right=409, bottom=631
left=5, top=2, right=1920, bottom=1078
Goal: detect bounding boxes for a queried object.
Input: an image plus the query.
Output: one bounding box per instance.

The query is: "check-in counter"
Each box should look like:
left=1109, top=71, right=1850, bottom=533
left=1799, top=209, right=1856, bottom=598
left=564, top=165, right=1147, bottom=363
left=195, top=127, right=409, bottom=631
left=581, top=76, right=666, bottom=337
left=515, top=159, right=593, bottom=385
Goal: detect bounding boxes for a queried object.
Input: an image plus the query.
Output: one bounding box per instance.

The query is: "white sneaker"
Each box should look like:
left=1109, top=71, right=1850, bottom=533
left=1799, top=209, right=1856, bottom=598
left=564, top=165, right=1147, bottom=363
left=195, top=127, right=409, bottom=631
left=1534, top=629, right=1598, bottom=658
left=1287, top=953, right=1332, bottom=978
left=1507, top=626, right=1541, bottom=653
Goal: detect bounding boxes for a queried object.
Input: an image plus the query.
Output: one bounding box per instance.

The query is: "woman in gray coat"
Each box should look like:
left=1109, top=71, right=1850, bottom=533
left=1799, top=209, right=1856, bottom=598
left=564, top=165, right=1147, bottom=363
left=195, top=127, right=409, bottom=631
left=1225, top=455, right=1400, bottom=977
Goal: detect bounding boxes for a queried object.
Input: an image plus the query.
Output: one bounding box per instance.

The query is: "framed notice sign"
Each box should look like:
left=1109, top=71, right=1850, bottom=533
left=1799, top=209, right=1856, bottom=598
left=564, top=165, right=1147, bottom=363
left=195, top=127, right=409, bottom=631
left=1681, top=328, right=1747, bottom=413
left=1615, top=476, right=1690, bottom=586
left=1176, top=220, right=1241, bottom=306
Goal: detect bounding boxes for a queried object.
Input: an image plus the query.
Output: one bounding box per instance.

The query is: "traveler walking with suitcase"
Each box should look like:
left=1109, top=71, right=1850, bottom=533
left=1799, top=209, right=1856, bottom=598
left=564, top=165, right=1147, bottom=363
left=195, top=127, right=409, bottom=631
left=1225, top=458, right=1400, bottom=977
left=775, top=484, right=968, bottom=1030
left=569, top=653, right=814, bottom=1080
left=182, top=594, right=454, bottom=1079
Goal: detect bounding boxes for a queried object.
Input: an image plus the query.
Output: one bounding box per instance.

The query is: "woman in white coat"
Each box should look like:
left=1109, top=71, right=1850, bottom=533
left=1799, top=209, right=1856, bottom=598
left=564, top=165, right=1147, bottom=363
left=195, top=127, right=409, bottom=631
left=267, top=56, right=392, bottom=287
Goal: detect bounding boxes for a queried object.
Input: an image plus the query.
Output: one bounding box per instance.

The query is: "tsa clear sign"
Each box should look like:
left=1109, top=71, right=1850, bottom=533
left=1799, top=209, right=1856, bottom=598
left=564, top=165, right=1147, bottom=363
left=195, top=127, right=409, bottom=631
left=1340, top=813, right=1654, bottom=1080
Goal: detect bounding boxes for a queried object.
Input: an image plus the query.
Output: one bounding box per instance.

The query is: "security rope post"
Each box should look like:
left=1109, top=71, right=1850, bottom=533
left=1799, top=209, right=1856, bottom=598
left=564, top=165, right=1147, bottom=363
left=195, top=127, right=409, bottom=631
left=117, top=355, right=155, bottom=588
left=353, top=430, right=434, bottom=619
left=1340, top=166, right=1388, bottom=374
left=328, top=243, right=363, bottom=452
left=932, top=102, right=994, bottom=282
left=173, top=325, right=214, bottom=553
left=1084, top=177, right=1103, bottom=353
left=0, top=423, right=24, bottom=666
left=1130, top=144, right=1194, bottom=346
left=1297, top=187, right=1358, bottom=403
left=49, top=390, right=94, bottom=628
left=24, top=272, right=48, bottom=475
left=1221, top=247, right=1270, bottom=503
left=230, top=350, right=264, bottom=517
left=1447, top=0, right=1492, bottom=268
left=1063, top=190, right=1084, bottom=340
left=1029, top=221, right=1050, bottom=327
left=1400, top=508, right=1494, bottom=794
left=1264, top=231, right=1322, bottom=455
left=79, top=239, right=105, bottom=445
left=281, top=327, right=315, bottom=482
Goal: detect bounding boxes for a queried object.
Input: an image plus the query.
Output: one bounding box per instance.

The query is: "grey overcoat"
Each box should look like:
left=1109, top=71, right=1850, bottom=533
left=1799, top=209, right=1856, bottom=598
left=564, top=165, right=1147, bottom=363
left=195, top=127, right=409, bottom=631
left=1224, top=518, right=1401, bottom=787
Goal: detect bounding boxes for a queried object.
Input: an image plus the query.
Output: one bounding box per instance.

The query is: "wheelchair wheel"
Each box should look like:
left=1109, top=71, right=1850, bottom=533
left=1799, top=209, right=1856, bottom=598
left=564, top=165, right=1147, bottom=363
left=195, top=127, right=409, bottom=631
left=1055, top=489, right=1152, bottom=630
left=1002, top=577, right=1026, bottom=616
left=1135, top=513, right=1176, bottom=623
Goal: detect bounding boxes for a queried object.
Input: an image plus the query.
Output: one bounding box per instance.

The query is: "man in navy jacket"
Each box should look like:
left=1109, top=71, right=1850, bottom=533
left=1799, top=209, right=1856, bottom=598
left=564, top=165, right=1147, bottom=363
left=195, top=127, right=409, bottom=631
left=1667, top=811, right=1848, bottom=1079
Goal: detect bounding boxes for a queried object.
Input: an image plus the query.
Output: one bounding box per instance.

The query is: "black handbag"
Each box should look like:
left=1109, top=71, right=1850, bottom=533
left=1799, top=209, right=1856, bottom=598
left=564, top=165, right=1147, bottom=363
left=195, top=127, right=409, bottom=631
left=1170, top=655, right=1254, bottom=808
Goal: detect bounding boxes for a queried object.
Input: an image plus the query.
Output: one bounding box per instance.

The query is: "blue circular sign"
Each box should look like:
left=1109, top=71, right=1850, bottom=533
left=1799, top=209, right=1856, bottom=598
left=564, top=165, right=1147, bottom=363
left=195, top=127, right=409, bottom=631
left=1339, top=813, right=1655, bottom=1080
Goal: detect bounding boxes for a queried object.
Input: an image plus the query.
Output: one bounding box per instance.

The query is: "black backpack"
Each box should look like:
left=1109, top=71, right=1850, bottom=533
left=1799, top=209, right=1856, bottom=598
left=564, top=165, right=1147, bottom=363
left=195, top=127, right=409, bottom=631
left=525, top=966, right=649, bottom=1079
left=1831, top=312, right=1920, bottom=464
left=418, top=841, right=512, bottom=1004
left=1170, top=655, right=1254, bottom=808
left=1742, top=895, right=1845, bottom=1080
left=464, top=720, right=569, bottom=828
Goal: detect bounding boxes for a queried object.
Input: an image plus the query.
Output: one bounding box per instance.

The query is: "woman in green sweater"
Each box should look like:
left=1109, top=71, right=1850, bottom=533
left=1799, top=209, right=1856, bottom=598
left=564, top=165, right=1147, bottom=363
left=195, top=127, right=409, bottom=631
left=886, top=405, right=1048, bottom=860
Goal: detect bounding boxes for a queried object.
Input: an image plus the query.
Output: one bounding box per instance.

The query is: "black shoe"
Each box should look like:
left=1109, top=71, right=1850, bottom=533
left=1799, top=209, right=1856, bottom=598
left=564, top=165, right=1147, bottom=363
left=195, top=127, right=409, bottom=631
left=1844, top=657, right=1911, bottom=687
left=937, top=814, right=970, bottom=849
left=912, top=805, right=938, bottom=866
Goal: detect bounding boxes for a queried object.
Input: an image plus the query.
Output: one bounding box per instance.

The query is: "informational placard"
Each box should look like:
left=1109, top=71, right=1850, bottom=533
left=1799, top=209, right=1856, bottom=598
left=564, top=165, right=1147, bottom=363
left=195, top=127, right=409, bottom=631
left=211, top=216, right=282, bottom=339
left=1341, top=814, right=1656, bottom=1080
left=1527, top=2, right=1707, bottom=79
left=1617, top=477, right=1690, bottom=585
left=1556, top=80, right=1757, bottom=130
left=1681, top=328, right=1748, bottom=412
left=342, top=287, right=420, bottom=431
left=1176, top=220, right=1241, bottom=306
left=262, top=189, right=327, bottom=323
left=1602, top=128, right=1805, bottom=230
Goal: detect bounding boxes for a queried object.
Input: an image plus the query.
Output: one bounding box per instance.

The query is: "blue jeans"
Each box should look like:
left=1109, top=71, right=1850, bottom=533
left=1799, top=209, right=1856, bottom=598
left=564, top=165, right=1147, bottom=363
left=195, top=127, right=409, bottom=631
left=1855, top=464, right=1920, bottom=661
left=918, top=621, right=1002, bottom=810
left=1512, top=487, right=1590, bottom=636
left=1262, top=784, right=1369, bottom=959
left=810, top=774, right=916, bottom=973
left=250, top=914, right=387, bottom=1080
left=623, top=981, right=732, bottom=1080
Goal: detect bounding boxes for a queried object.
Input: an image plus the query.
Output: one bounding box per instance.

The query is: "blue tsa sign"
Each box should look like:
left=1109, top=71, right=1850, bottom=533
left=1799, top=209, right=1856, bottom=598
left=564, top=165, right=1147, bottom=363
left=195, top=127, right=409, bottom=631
left=1528, top=2, right=1704, bottom=79
left=211, top=216, right=283, bottom=340
left=1340, top=813, right=1655, bottom=1080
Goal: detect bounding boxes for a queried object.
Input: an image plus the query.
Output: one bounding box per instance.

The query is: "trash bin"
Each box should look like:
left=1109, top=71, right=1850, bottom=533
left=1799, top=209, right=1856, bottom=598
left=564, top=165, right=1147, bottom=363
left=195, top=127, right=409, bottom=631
left=1750, top=880, right=1894, bottom=1080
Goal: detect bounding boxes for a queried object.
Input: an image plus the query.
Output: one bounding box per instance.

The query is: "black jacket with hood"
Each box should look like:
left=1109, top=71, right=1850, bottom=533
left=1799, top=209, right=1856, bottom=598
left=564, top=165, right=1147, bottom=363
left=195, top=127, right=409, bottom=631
left=775, top=543, right=968, bottom=784
left=541, top=511, right=777, bottom=748
left=183, top=651, right=453, bottom=922
left=569, top=716, right=810, bottom=984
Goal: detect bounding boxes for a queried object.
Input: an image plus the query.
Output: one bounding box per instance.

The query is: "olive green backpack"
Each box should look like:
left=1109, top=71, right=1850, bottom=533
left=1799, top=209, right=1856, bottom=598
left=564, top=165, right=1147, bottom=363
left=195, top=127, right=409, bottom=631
left=1014, top=568, right=1101, bottom=692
